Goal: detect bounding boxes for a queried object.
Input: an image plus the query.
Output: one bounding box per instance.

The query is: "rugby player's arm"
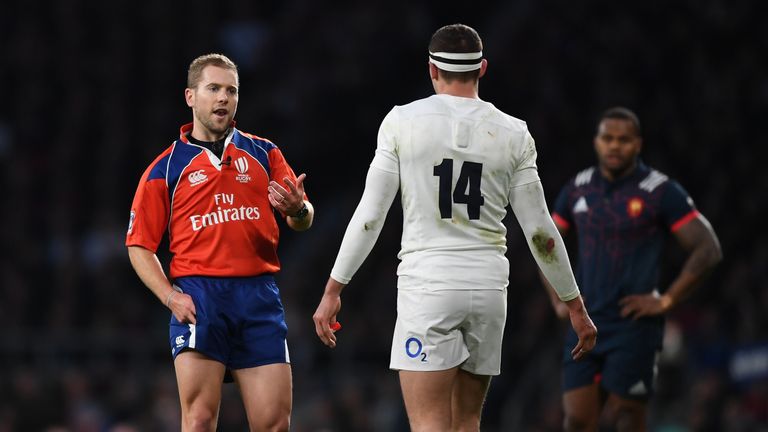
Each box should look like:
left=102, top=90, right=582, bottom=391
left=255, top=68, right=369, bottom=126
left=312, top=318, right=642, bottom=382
left=127, top=245, right=197, bottom=323
left=538, top=220, right=572, bottom=320
left=510, top=180, right=597, bottom=359
left=620, top=214, right=722, bottom=318
left=663, top=214, right=722, bottom=310
left=313, top=165, right=399, bottom=348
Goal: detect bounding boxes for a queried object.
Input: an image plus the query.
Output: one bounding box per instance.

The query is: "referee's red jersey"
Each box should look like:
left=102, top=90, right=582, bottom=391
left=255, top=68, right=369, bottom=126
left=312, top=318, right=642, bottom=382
left=126, top=123, right=304, bottom=278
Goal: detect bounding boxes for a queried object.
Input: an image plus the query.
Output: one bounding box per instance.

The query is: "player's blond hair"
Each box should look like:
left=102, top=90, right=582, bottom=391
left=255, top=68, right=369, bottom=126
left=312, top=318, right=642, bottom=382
left=187, top=54, right=239, bottom=89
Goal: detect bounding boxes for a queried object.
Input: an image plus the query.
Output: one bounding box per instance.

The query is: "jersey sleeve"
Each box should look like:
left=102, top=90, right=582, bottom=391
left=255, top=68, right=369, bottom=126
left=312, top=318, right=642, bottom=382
left=268, top=147, right=309, bottom=201
left=329, top=165, right=400, bottom=284
left=661, top=179, right=699, bottom=232
left=125, top=164, right=170, bottom=252
left=370, top=107, right=400, bottom=174
left=509, top=180, right=580, bottom=301
left=509, top=128, right=540, bottom=188
left=551, top=183, right=573, bottom=231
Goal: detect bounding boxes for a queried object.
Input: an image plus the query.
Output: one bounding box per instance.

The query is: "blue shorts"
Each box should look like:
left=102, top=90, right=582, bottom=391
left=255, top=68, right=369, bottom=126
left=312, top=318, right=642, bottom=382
left=562, top=321, right=661, bottom=401
left=169, top=275, right=289, bottom=375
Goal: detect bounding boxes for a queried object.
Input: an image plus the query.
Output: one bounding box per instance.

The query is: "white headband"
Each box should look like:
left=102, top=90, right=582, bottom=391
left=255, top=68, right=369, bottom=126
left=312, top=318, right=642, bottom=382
left=428, top=51, right=483, bottom=72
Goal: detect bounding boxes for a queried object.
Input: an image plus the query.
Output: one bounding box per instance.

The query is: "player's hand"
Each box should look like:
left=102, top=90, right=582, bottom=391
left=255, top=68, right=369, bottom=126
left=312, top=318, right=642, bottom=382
left=168, top=292, right=197, bottom=324
left=565, top=296, right=597, bottom=360
left=619, top=292, right=671, bottom=319
left=269, top=173, right=306, bottom=216
left=312, top=293, right=342, bottom=348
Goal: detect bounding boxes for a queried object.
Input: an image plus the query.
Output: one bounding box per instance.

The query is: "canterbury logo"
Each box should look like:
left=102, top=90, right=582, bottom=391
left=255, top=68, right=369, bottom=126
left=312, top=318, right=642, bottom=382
left=235, top=157, right=249, bottom=174
left=188, top=169, right=208, bottom=186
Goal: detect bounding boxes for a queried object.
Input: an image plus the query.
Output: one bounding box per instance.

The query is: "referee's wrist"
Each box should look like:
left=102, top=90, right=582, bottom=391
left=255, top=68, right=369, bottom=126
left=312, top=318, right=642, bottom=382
left=290, top=202, right=309, bottom=219
left=165, top=291, right=176, bottom=308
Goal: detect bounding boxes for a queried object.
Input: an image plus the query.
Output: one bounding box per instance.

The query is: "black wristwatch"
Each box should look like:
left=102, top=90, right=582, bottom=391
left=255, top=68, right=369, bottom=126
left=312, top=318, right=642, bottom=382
left=292, top=203, right=309, bottom=220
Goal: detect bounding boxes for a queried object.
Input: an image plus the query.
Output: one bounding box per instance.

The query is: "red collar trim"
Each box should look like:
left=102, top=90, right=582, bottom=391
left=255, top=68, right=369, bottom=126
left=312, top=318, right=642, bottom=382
left=178, top=121, right=237, bottom=143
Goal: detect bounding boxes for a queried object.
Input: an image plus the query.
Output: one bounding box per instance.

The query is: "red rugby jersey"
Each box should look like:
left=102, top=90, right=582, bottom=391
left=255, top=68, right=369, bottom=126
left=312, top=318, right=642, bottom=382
left=126, top=123, right=305, bottom=278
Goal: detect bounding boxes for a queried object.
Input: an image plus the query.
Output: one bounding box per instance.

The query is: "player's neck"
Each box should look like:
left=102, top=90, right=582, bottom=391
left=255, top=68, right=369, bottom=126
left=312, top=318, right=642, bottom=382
left=600, top=161, right=637, bottom=182
left=190, top=122, right=229, bottom=142
left=435, top=81, right=480, bottom=99
left=187, top=132, right=227, bottom=159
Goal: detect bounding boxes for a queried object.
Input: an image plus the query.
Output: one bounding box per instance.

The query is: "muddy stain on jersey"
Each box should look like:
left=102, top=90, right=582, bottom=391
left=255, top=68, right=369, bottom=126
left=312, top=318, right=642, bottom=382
left=532, top=228, right=558, bottom=263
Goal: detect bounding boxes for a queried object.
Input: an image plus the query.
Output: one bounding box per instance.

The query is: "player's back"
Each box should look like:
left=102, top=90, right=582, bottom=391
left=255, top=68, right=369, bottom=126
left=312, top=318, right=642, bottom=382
left=385, top=94, right=536, bottom=290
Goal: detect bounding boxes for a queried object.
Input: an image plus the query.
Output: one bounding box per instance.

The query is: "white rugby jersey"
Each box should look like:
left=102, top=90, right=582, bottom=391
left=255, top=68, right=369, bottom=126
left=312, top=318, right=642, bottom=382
left=372, top=94, right=540, bottom=290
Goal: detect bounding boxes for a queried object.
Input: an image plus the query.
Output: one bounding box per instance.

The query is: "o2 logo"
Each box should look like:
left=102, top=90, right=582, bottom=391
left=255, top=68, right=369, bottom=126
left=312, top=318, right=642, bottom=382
left=405, top=337, right=427, bottom=362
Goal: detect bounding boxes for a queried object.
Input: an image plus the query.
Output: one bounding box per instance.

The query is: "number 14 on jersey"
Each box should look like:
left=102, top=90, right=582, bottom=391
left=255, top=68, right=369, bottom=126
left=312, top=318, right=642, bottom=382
left=433, top=158, right=484, bottom=220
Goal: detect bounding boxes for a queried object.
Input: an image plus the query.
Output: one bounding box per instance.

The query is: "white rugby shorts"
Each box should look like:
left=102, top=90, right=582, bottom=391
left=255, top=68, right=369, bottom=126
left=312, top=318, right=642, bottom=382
left=389, top=288, right=507, bottom=375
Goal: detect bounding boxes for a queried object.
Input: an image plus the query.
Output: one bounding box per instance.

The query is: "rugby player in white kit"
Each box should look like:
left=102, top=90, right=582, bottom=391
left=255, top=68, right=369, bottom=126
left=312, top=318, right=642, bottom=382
left=313, top=24, right=597, bottom=432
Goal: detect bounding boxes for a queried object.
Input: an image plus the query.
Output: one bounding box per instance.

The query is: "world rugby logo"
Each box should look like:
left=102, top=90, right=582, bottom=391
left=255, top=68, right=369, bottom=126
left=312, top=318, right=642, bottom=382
left=234, top=157, right=251, bottom=183
left=188, top=169, right=208, bottom=186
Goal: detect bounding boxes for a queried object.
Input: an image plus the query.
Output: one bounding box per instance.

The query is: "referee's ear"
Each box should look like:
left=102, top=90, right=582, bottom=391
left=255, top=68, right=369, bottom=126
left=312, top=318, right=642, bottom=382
left=185, top=87, right=195, bottom=108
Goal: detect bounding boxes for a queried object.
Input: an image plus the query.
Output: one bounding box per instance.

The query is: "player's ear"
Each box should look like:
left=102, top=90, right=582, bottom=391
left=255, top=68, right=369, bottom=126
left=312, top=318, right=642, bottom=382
left=478, top=58, right=488, bottom=79
left=429, top=62, right=439, bottom=81
left=185, top=87, right=195, bottom=108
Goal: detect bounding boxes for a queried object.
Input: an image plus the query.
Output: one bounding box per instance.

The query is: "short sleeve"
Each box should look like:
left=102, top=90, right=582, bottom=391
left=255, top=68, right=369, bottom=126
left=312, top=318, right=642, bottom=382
left=125, top=168, right=170, bottom=252
left=509, top=128, right=540, bottom=187
left=268, top=147, right=309, bottom=203
left=370, top=107, right=399, bottom=174
left=551, top=182, right=574, bottom=231
left=661, top=180, right=698, bottom=232
left=268, top=147, right=297, bottom=184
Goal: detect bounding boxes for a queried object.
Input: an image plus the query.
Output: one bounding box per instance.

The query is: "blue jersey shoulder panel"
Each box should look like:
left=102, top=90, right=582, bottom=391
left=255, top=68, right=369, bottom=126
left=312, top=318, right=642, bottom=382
left=167, top=141, right=204, bottom=198
left=232, top=130, right=275, bottom=179
left=148, top=153, right=171, bottom=181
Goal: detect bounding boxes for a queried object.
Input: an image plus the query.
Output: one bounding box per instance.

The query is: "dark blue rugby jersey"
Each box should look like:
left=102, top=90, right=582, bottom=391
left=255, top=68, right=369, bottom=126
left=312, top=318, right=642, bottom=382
left=552, top=162, right=699, bottom=323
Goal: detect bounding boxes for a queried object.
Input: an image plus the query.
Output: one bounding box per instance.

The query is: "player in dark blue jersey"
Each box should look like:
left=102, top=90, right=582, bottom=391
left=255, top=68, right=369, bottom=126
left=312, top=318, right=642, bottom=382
left=541, top=107, right=722, bottom=431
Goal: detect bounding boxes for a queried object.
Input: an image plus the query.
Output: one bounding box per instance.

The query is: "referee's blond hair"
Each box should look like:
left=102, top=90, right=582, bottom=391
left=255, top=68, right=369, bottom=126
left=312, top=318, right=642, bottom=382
left=187, top=53, right=239, bottom=89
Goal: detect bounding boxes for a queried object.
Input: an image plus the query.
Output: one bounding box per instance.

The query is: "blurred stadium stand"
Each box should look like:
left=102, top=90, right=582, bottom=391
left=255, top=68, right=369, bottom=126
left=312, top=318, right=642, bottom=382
left=0, top=0, right=766, bottom=430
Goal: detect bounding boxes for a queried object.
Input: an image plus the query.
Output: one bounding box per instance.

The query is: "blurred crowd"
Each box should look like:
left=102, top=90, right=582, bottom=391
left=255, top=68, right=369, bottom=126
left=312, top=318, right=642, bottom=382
left=1, top=0, right=766, bottom=430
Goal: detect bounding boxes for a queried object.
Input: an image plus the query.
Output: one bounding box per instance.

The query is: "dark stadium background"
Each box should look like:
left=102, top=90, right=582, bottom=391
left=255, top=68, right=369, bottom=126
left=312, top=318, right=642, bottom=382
left=1, top=1, right=766, bottom=430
